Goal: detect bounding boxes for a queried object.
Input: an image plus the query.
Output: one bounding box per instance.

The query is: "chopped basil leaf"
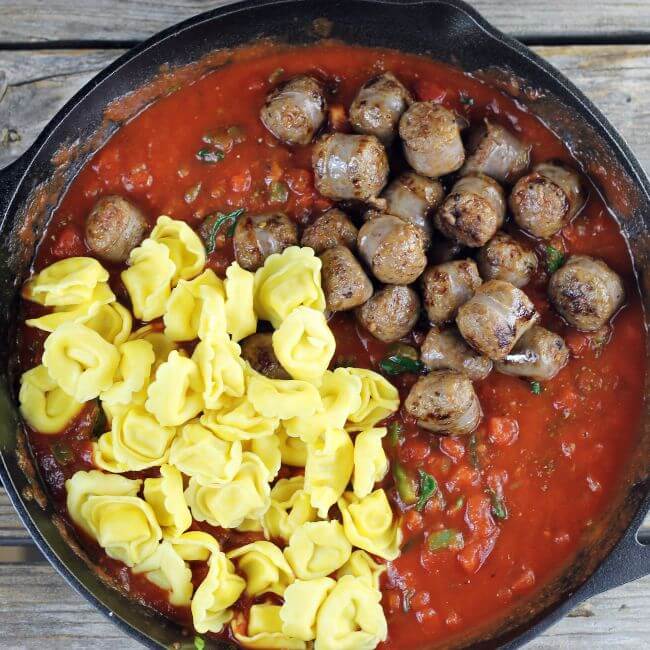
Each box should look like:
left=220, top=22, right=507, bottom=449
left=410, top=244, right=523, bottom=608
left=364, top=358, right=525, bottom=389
left=196, top=148, right=225, bottom=163
left=379, top=354, right=424, bottom=376
left=546, top=245, right=565, bottom=273
left=203, top=208, right=245, bottom=253
left=388, top=421, right=404, bottom=446
left=530, top=380, right=542, bottom=395
left=52, top=442, right=73, bottom=465
left=269, top=180, right=289, bottom=204
left=427, top=528, right=465, bottom=551
left=416, top=470, right=438, bottom=512
left=459, top=93, right=474, bottom=106
left=489, top=489, right=508, bottom=520
left=393, top=463, right=418, bottom=505
left=194, top=637, right=205, bottom=650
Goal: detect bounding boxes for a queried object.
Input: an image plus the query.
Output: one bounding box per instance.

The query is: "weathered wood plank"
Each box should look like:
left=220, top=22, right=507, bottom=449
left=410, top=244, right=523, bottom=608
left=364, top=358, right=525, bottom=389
left=3, top=45, right=650, bottom=171
left=0, top=490, right=31, bottom=541
left=1, top=0, right=650, bottom=43
left=0, top=561, right=648, bottom=649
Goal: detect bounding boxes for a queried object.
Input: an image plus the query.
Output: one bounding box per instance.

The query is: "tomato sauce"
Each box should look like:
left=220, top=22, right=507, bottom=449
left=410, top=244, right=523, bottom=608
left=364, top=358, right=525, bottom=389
left=16, top=42, right=645, bottom=648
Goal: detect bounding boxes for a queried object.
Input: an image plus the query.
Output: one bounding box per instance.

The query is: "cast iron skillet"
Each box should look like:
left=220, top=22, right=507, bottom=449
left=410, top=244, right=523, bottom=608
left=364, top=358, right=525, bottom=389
left=0, top=0, right=648, bottom=648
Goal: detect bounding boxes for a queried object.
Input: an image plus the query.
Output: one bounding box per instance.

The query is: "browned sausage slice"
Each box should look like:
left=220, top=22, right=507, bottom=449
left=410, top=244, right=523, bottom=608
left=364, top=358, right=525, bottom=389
left=233, top=212, right=298, bottom=271
left=355, top=285, right=420, bottom=342
left=300, top=208, right=358, bottom=254
left=477, top=231, right=538, bottom=288
left=320, top=246, right=373, bottom=312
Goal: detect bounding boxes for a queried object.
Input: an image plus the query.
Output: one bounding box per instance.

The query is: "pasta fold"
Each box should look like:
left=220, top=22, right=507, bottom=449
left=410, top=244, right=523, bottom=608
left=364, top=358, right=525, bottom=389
left=227, top=541, right=294, bottom=597
left=100, top=339, right=155, bottom=405
left=224, top=262, right=257, bottom=341
left=263, top=476, right=318, bottom=543
left=143, top=464, right=192, bottom=537
left=352, top=427, right=389, bottom=499
left=150, top=215, right=206, bottom=282
left=201, top=395, right=278, bottom=441
left=234, top=604, right=306, bottom=650
left=346, top=368, right=400, bottom=431
left=336, top=550, right=386, bottom=590
left=280, top=577, right=335, bottom=642
left=247, top=373, right=321, bottom=420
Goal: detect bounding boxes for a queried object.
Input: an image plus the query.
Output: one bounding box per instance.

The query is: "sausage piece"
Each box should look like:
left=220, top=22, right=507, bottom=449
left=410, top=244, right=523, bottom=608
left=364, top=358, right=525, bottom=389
left=495, top=325, right=569, bottom=381
left=404, top=371, right=482, bottom=435
left=357, top=213, right=427, bottom=284
left=260, top=75, right=326, bottom=145
left=85, top=195, right=148, bottom=263
left=300, top=208, right=358, bottom=254
left=460, top=120, right=530, bottom=183
left=421, top=259, right=482, bottom=324
left=420, top=326, right=493, bottom=381
left=355, top=285, right=420, bottom=342
left=320, top=245, right=373, bottom=312
left=312, top=133, right=389, bottom=200
left=509, top=162, right=584, bottom=238
left=241, top=333, right=290, bottom=380
left=435, top=173, right=506, bottom=247
left=233, top=212, right=298, bottom=271
left=477, top=231, right=538, bottom=288
left=381, top=171, right=445, bottom=244
left=349, top=72, right=413, bottom=145
left=548, top=255, right=625, bottom=331
left=456, top=279, right=539, bottom=361
left=399, top=101, right=465, bottom=178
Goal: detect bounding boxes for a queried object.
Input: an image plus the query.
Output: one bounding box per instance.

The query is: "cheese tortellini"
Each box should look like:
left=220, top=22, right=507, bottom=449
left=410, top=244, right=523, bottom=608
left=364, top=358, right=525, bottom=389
left=42, top=322, right=120, bottom=402
left=346, top=368, right=400, bottom=431
left=19, top=365, right=84, bottom=433
left=336, top=550, right=386, bottom=590
left=23, top=257, right=109, bottom=307
left=191, top=550, right=246, bottom=634
left=133, top=540, right=193, bottom=606
left=100, top=339, right=154, bottom=405
left=272, top=307, right=335, bottom=382
left=338, top=490, right=402, bottom=561
left=263, top=477, right=318, bottom=542
left=227, top=541, right=294, bottom=597
left=315, top=575, right=388, bottom=650
left=225, top=262, right=257, bottom=341
left=169, top=421, right=242, bottom=485
left=305, top=428, right=354, bottom=517
left=146, top=350, right=204, bottom=426
left=185, top=452, right=271, bottom=529
left=352, top=427, right=389, bottom=499
left=151, top=215, right=206, bottom=282
left=143, top=464, right=192, bottom=537
left=201, top=395, right=278, bottom=441
left=122, top=239, right=176, bottom=321
left=247, top=373, right=321, bottom=420
left=280, top=577, right=335, bottom=642
left=277, top=427, right=308, bottom=467
left=284, top=520, right=351, bottom=580
left=234, top=604, right=306, bottom=650
left=254, top=246, right=325, bottom=328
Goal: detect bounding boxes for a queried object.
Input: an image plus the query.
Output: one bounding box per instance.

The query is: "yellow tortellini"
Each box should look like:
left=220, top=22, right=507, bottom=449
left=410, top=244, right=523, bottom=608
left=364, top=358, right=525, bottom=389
left=234, top=604, right=306, bottom=650
left=201, top=395, right=278, bottom=441
left=197, top=285, right=228, bottom=341
left=246, top=434, right=281, bottom=480
left=168, top=530, right=220, bottom=562
left=352, top=427, right=389, bottom=499
left=338, top=490, right=402, bottom=561
left=336, top=550, right=386, bottom=591
left=82, top=494, right=162, bottom=566
left=224, top=262, right=257, bottom=341
left=346, top=368, right=400, bottom=431
left=25, top=282, right=116, bottom=332
left=315, top=575, right=387, bottom=650
left=122, top=239, right=176, bottom=321
left=23, top=257, right=109, bottom=307
left=42, top=322, right=120, bottom=402
left=143, top=464, right=192, bottom=537
left=169, top=421, right=242, bottom=485
left=271, top=307, right=335, bottom=382
left=304, top=428, right=354, bottom=518
left=146, top=350, right=204, bottom=426
left=280, top=577, right=335, bottom=642
left=184, top=452, right=270, bottom=529
left=284, top=521, right=351, bottom=580
left=284, top=368, right=362, bottom=443
left=93, top=431, right=129, bottom=473
left=263, top=477, right=318, bottom=543
left=227, top=541, right=294, bottom=597
left=254, top=246, right=325, bottom=328
left=150, top=215, right=206, bottom=282
left=83, top=302, right=133, bottom=346
left=129, top=325, right=176, bottom=370
left=191, top=550, right=246, bottom=634
left=277, top=427, right=308, bottom=467
left=133, top=540, right=193, bottom=606
left=100, top=339, right=155, bottom=405
left=192, top=336, right=246, bottom=410
left=247, top=373, right=321, bottom=420
left=95, top=405, right=175, bottom=471
left=163, top=269, right=223, bottom=341
left=19, top=365, right=84, bottom=433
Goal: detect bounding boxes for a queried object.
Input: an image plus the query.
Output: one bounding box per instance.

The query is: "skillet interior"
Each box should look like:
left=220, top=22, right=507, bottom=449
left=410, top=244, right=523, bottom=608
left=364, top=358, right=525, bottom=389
left=0, top=1, right=648, bottom=648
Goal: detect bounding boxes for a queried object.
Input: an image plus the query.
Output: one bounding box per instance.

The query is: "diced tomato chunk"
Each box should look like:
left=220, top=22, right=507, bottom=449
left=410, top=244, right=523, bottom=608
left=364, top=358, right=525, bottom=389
left=230, top=170, right=252, bottom=193
left=414, top=80, right=447, bottom=103
left=439, top=436, right=465, bottom=463
left=554, top=385, right=580, bottom=412
left=464, top=493, right=496, bottom=537
left=487, top=416, right=519, bottom=447
left=410, top=590, right=431, bottom=611
left=565, top=330, right=589, bottom=357
left=52, top=225, right=85, bottom=258
left=399, top=437, right=431, bottom=463
left=403, top=509, right=424, bottom=533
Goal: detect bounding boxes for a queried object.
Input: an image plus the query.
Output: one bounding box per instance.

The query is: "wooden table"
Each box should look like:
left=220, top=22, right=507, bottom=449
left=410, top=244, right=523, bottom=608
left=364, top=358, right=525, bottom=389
left=0, top=1, right=649, bottom=647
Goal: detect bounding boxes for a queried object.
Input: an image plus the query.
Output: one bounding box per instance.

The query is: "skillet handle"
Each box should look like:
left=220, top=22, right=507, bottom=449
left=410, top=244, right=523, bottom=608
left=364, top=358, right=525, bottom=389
left=585, top=500, right=650, bottom=596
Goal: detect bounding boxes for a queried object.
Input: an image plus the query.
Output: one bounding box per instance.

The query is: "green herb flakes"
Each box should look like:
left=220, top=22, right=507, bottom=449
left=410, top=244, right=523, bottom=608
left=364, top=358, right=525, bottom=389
left=427, top=528, right=464, bottom=552
left=416, top=470, right=438, bottom=512
left=388, top=421, right=404, bottom=446
left=530, top=381, right=542, bottom=395
left=488, top=489, right=508, bottom=520
left=194, top=637, right=205, bottom=650
left=379, top=354, right=424, bottom=376
left=196, top=148, right=225, bottom=164
left=545, top=245, right=565, bottom=274
left=203, top=208, right=245, bottom=253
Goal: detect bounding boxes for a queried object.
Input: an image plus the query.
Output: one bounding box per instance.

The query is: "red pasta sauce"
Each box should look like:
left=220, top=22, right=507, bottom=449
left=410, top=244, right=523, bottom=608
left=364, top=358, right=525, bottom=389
left=16, top=42, right=645, bottom=648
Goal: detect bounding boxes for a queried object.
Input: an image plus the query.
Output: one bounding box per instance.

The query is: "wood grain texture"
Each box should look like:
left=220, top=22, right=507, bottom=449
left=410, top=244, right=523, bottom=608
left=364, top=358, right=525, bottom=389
left=3, top=45, right=650, bottom=170
left=1, top=0, right=650, bottom=43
